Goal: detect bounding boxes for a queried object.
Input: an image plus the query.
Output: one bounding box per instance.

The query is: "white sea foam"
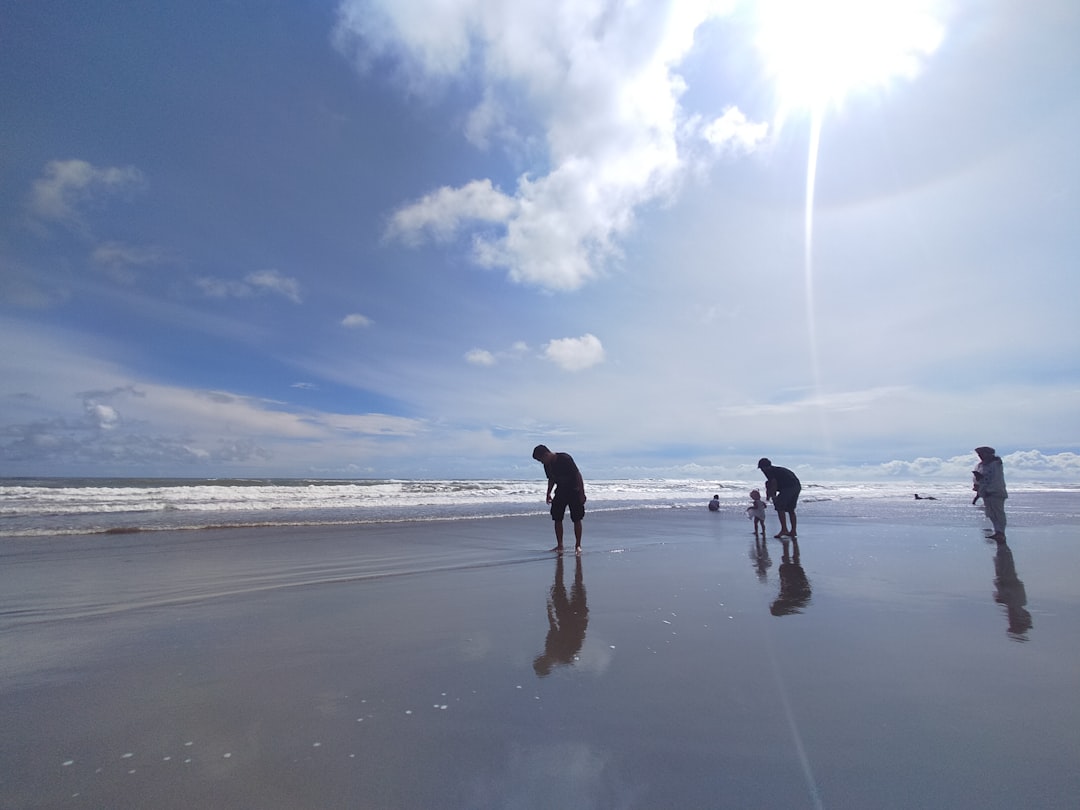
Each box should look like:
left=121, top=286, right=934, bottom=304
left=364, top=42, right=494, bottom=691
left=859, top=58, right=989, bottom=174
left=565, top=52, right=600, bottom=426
left=0, top=477, right=1075, bottom=538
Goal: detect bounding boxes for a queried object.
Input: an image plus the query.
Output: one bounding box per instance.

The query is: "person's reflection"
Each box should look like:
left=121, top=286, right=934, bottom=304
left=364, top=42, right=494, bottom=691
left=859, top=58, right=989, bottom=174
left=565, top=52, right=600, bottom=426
left=533, top=554, right=589, bottom=676
left=770, top=539, right=811, bottom=616
left=750, top=535, right=772, bottom=583
left=993, top=543, right=1033, bottom=640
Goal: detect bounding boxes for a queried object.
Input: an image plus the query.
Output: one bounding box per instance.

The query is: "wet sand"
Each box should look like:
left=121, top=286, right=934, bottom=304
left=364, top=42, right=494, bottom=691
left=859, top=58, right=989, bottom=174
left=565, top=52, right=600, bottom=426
left=2, top=503, right=1079, bottom=809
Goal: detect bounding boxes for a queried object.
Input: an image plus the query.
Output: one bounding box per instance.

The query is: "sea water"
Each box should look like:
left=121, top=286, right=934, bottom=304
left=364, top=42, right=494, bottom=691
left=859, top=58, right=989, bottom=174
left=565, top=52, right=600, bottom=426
left=2, top=477, right=1078, bottom=538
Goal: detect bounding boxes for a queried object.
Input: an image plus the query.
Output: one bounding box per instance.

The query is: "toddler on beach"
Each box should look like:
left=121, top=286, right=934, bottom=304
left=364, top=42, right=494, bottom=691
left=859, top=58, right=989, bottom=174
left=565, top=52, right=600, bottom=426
left=746, top=489, right=766, bottom=537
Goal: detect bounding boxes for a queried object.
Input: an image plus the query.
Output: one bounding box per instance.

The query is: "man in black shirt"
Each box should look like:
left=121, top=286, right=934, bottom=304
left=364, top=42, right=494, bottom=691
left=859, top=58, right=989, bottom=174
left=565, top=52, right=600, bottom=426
left=532, top=444, right=587, bottom=553
left=758, top=457, right=802, bottom=539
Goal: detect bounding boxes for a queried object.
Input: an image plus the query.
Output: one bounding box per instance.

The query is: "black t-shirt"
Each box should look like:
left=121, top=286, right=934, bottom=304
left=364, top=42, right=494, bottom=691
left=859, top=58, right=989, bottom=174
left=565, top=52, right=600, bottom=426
left=544, top=452, right=581, bottom=492
left=765, top=465, right=800, bottom=491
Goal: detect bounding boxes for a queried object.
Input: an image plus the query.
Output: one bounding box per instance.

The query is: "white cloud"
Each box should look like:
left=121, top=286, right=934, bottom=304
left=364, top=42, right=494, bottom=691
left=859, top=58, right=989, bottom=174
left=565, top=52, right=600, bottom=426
left=874, top=451, right=1080, bottom=483
left=342, top=313, right=373, bottom=328
left=27, top=159, right=144, bottom=230
left=91, top=241, right=171, bottom=283
left=196, top=270, right=302, bottom=303
left=386, top=179, right=516, bottom=246
left=702, top=106, right=770, bottom=155
left=85, top=401, right=120, bottom=430
left=543, top=333, right=605, bottom=372
left=92, top=242, right=169, bottom=269
left=465, top=348, right=496, bottom=366
left=321, top=413, right=425, bottom=436
left=344, top=0, right=749, bottom=291
left=464, top=88, right=511, bottom=149
left=246, top=270, right=302, bottom=303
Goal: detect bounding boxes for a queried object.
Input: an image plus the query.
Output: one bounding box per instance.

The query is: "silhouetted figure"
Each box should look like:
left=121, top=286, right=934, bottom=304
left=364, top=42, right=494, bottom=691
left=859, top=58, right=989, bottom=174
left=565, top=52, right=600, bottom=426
left=758, top=457, right=801, bottom=538
left=533, top=554, right=589, bottom=676
left=708, top=494, right=721, bottom=512
left=972, top=445, right=1008, bottom=541
left=532, top=444, right=586, bottom=553
left=771, top=539, right=811, bottom=616
left=993, top=543, right=1032, bottom=640
left=751, top=535, right=772, bottom=583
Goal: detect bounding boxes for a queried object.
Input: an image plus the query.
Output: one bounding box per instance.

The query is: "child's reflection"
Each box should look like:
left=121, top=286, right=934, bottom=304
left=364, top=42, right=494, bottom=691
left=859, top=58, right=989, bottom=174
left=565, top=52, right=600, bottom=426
left=533, top=554, right=589, bottom=677
left=750, top=535, right=772, bottom=583
left=770, top=538, right=812, bottom=616
left=993, top=543, right=1032, bottom=641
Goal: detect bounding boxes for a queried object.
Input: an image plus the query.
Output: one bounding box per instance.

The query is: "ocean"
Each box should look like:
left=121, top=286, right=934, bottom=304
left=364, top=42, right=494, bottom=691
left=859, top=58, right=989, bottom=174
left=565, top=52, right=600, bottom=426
left=2, top=477, right=1078, bottom=538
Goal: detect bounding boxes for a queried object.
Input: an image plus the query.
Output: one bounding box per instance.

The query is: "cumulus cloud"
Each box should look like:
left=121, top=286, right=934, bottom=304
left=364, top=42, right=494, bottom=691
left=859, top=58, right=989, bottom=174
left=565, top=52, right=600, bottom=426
left=875, top=451, right=1080, bottom=482
left=464, top=342, right=531, bottom=367
left=339, top=0, right=757, bottom=291
left=342, top=313, right=373, bottom=328
left=27, top=159, right=145, bottom=232
left=385, top=179, right=516, bottom=246
left=196, top=270, right=302, bottom=303
left=543, top=333, right=605, bottom=372
left=465, top=348, right=496, bottom=366
left=702, top=106, right=770, bottom=155
left=85, top=401, right=120, bottom=430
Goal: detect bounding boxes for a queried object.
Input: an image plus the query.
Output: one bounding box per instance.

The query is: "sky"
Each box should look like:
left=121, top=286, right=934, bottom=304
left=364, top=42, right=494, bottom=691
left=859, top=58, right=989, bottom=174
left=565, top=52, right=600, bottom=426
left=2, top=0, right=1079, bottom=482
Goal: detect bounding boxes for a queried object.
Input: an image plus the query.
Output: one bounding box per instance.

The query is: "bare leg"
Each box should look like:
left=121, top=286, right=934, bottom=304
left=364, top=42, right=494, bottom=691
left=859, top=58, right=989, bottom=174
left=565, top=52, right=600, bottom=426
left=552, top=519, right=564, bottom=552
left=573, top=519, right=583, bottom=552
left=788, top=511, right=797, bottom=537
left=775, top=514, right=790, bottom=538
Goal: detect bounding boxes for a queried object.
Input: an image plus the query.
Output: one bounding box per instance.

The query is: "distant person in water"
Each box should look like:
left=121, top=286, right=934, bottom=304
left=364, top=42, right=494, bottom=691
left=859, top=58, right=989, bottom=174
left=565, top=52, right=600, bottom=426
left=532, top=444, right=586, bottom=553
left=708, top=494, right=721, bottom=512
left=746, top=489, right=766, bottom=537
left=758, top=458, right=801, bottom=539
left=972, top=446, right=1008, bottom=542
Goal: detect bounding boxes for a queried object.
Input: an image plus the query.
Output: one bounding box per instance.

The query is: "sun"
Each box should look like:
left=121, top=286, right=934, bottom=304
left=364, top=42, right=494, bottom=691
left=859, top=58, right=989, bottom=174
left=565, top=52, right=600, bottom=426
left=753, top=0, right=946, bottom=122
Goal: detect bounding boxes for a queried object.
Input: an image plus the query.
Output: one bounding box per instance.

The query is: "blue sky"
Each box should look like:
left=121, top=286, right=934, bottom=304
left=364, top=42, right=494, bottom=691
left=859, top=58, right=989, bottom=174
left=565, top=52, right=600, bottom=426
left=2, top=0, right=1079, bottom=481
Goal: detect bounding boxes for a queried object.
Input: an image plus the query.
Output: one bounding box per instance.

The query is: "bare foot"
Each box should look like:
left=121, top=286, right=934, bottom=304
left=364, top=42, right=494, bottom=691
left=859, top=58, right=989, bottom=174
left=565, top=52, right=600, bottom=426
left=550, top=545, right=564, bottom=553
left=774, top=531, right=790, bottom=539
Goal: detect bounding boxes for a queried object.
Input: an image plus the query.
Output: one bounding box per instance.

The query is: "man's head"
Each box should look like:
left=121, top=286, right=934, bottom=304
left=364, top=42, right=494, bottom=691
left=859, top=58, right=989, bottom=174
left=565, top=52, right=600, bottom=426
left=975, top=446, right=996, bottom=461
left=532, top=444, right=553, bottom=463
left=757, top=457, right=772, bottom=471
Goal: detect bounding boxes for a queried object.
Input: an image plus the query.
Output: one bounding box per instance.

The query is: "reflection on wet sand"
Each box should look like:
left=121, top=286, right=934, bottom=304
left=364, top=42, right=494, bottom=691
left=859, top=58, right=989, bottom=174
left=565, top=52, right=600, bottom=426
left=534, top=554, right=589, bottom=676
left=771, top=539, right=812, bottom=616
left=750, top=535, right=772, bottom=583
left=993, top=543, right=1032, bottom=641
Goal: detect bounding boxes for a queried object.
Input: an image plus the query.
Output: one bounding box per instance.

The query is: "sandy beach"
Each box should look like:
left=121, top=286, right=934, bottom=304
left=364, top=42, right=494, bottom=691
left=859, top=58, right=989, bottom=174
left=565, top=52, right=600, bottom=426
left=2, top=500, right=1079, bottom=809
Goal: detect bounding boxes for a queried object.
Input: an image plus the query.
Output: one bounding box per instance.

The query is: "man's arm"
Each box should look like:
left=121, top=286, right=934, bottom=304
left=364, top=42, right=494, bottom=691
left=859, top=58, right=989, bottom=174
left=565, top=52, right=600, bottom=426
left=577, top=470, right=586, bottom=502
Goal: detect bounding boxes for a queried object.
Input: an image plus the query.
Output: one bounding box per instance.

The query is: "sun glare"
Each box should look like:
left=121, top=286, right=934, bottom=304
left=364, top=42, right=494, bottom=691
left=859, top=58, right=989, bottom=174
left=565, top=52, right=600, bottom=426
left=754, top=0, right=945, bottom=119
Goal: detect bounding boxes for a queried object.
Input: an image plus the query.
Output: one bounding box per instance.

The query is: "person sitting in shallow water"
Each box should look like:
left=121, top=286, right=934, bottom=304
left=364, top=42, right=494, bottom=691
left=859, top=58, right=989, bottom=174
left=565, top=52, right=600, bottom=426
left=708, top=495, right=721, bottom=512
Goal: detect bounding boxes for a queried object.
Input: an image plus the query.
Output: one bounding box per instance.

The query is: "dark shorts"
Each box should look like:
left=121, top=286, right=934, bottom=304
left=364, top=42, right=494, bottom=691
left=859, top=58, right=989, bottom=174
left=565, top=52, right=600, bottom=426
left=551, top=489, right=585, bottom=522
left=773, top=486, right=800, bottom=513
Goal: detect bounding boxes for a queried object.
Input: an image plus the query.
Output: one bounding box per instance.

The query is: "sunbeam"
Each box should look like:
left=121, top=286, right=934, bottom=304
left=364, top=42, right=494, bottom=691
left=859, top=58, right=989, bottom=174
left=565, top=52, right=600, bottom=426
left=753, top=0, right=947, bottom=447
